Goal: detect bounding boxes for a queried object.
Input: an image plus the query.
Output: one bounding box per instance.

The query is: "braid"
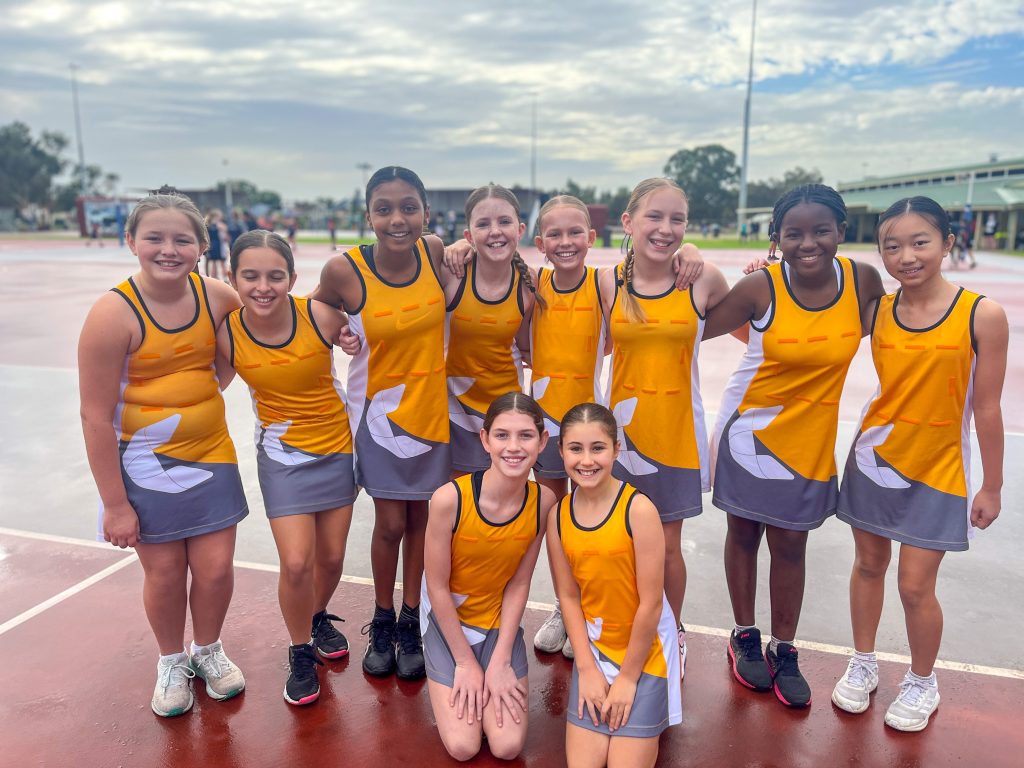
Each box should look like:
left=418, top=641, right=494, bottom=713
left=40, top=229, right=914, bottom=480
left=511, top=250, right=546, bottom=310
left=619, top=247, right=646, bottom=323
left=769, top=184, right=847, bottom=256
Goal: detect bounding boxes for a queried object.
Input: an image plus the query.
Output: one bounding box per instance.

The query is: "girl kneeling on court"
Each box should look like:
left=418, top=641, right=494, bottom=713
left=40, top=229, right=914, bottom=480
left=547, top=403, right=681, bottom=768
left=423, top=393, right=556, bottom=761
left=217, top=230, right=358, bottom=706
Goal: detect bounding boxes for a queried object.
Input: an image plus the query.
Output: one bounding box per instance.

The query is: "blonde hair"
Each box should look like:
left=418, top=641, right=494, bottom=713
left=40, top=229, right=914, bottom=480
left=537, top=195, right=592, bottom=233
left=619, top=178, right=688, bottom=324
left=126, top=191, right=210, bottom=252
left=465, top=184, right=546, bottom=310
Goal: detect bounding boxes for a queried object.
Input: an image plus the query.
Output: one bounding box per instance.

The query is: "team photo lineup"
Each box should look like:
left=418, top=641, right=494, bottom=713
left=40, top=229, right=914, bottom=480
left=77, top=165, right=1008, bottom=767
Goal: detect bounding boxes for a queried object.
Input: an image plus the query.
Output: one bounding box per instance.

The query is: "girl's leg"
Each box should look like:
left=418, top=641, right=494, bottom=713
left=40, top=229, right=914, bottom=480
left=313, top=503, right=354, bottom=611
left=184, top=526, right=238, bottom=646
left=663, top=519, right=685, bottom=622
left=849, top=528, right=893, bottom=652
left=135, top=540, right=189, bottom=655
left=764, top=525, right=809, bottom=641
left=565, top=723, right=610, bottom=768
left=724, top=514, right=765, bottom=626
left=534, top=476, right=569, bottom=652
left=607, top=734, right=660, bottom=768
left=481, top=675, right=530, bottom=760
left=269, top=514, right=317, bottom=645
left=370, top=498, right=407, bottom=609
left=427, top=679, right=483, bottom=762
left=401, top=500, right=429, bottom=608
left=896, top=544, right=946, bottom=676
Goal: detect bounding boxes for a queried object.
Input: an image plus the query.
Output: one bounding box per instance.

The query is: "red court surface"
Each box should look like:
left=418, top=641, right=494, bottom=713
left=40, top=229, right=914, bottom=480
left=2, top=530, right=1021, bottom=768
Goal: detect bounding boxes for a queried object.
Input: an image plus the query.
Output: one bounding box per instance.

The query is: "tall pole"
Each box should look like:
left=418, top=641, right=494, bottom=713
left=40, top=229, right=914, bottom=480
left=530, top=94, right=537, bottom=199
left=222, top=158, right=233, bottom=212
left=69, top=63, right=87, bottom=196
left=737, top=0, right=757, bottom=235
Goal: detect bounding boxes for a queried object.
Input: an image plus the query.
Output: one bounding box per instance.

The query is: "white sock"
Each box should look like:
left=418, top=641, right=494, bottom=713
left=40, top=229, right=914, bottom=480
left=769, top=636, right=793, bottom=654
left=160, top=650, right=187, bottom=665
left=734, top=624, right=756, bottom=635
left=854, top=650, right=878, bottom=665
left=908, top=670, right=937, bottom=687
left=191, top=640, right=219, bottom=656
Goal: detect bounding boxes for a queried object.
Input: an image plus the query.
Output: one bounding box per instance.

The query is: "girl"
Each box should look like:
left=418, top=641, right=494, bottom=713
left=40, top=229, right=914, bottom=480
left=217, top=230, right=357, bottom=706
left=423, top=393, right=556, bottom=761
left=78, top=191, right=247, bottom=717
left=600, top=178, right=729, bottom=675
left=547, top=403, right=680, bottom=768
left=704, top=185, right=884, bottom=708
left=831, top=197, right=1006, bottom=731
left=445, top=185, right=537, bottom=474
left=205, top=208, right=228, bottom=281
left=310, top=166, right=460, bottom=680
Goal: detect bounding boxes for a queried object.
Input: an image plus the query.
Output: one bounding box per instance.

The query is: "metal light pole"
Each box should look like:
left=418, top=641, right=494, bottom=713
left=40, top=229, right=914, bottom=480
left=69, top=63, right=87, bottom=195
left=356, top=162, right=372, bottom=239
left=737, top=0, right=757, bottom=236
left=222, top=158, right=233, bottom=212
left=530, top=93, right=537, bottom=199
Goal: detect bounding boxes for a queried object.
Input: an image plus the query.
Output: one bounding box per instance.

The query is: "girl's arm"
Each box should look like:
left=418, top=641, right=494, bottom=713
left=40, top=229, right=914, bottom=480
left=309, top=299, right=361, bottom=355
left=425, top=234, right=464, bottom=295
left=970, top=298, right=1008, bottom=529
left=214, top=320, right=236, bottom=389
left=425, top=482, right=486, bottom=724
left=854, top=261, right=886, bottom=337
left=514, top=269, right=537, bottom=364
left=598, top=266, right=617, bottom=356
left=78, top=294, right=140, bottom=549
left=486, top=486, right=556, bottom=726
left=702, top=270, right=769, bottom=341
left=203, top=275, right=242, bottom=326
left=601, top=495, right=665, bottom=731
left=443, top=238, right=475, bottom=279
left=545, top=506, right=608, bottom=727
left=672, top=242, right=705, bottom=291
left=309, top=255, right=361, bottom=313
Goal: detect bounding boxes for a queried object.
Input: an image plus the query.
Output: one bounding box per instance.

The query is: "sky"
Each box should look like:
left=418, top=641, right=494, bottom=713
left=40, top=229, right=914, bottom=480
left=2, top=0, right=1023, bottom=203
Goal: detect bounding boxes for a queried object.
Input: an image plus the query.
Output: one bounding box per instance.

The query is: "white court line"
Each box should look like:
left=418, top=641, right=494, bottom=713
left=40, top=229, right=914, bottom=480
left=2, top=528, right=1022, bottom=680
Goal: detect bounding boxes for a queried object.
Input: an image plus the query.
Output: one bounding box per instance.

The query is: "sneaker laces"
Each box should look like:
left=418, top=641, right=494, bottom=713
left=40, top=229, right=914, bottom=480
left=361, top=617, right=395, bottom=653
left=773, top=647, right=802, bottom=678
left=194, top=646, right=231, bottom=678
left=395, top=619, right=422, bottom=655
left=540, top=607, right=563, bottom=629
left=158, top=660, right=195, bottom=692
left=315, top=612, right=345, bottom=641
left=897, top=676, right=930, bottom=708
left=845, top=657, right=873, bottom=688
left=734, top=631, right=763, bottom=662
left=291, top=645, right=324, bottom=683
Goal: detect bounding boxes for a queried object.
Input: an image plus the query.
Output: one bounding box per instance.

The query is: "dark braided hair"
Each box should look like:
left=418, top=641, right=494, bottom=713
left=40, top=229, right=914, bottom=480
left=768, top=184, right=847, bottom=259
left=875, top=196, right=952, bottom=246
left=465, top=184, right=546, bottom=309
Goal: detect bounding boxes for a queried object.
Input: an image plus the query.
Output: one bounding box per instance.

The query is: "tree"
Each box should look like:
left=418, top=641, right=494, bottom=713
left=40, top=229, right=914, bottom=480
left=216, top=179, right=281, bottom=210
left=598, top=186, right=632, bottom=223
left=563, top=178, right=597, bottom=204
left=746, top=166, right=824, bottom=208
left=52, top=164, right=121, bottom=210
left=0, top=122, right=68, bottom=207
left=663, top=144, right=739, bottom=224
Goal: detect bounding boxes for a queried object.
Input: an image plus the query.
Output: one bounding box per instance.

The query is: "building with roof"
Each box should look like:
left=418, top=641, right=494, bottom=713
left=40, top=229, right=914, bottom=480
left=837, top=158, right=1024, bottom=248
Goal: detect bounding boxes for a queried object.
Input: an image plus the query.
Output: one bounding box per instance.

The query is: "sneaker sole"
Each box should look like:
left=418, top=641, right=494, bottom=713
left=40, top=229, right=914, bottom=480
left=884, top=696, right=940, bottom=732
left=534, top=636, right=568, bottom=654
left=151, top=693, right=194, bottom=717
left=773, top=681, right=811, bottom=708
left=317, top=647, right=350, bottom=660
left=200, top=680, right=245, bottom=701
left=727, top=644, right=772, bottom=692
left=831, top=689, right=870, bottom=714
left=283, top=688, right=320, bottom=706
left=395, top=667, right=426, bottom=681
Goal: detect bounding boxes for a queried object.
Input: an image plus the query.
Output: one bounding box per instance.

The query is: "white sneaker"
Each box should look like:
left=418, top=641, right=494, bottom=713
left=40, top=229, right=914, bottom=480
left=151, top=653, right=195, bottom=717
left=561, top=636, right=575, bottom=660
left=831, top=656, right=879, bottom=714
left=189, top=641, right=246, bottom=701
left=678, top=625, right=688, bottom=681
left=884, top=672, right=940, bottom=732
left=534, top=607, right=567, bottom=653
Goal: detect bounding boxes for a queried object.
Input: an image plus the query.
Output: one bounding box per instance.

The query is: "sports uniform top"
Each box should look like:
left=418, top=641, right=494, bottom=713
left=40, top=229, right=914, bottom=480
left=111, top=272, right=247, bottom=541
left=446, top=258, right=525, bottom=471
left=343, top=239, right=450, bottom=499
left=226, top=296, right=352, bottom=455
left=838, top=288, right=983, bottom=551
left=712, top=257, right=861, bottom=529
left=445, top=471, right=541, bottom=631
left=607, top=266, right=708, bottom=519
left=530, top=267, right=605, bottom=475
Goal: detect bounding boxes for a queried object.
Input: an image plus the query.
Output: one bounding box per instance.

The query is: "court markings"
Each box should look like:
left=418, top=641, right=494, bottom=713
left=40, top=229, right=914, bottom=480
left=1, top=526, right=1020, bottom=680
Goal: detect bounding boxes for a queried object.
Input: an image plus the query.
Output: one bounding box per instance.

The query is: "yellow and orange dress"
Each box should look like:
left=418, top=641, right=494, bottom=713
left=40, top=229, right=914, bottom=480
left=710, top=257, right=862, bottom=529
left=110, top=272, right=247, bottom=542
left=342, top=239, right=450, bottom=499
left=226, top=296, right=356, bottom=517
left=446, top=258, right=525, bottom=472
left=558, top=482, right=681, bottom=737
left=607, top=267, right=708, bottom=520
left=420, top=471, right=539, bottom=685
left=837, top=288, right=982, bottom=551
left=530, top=266, right=606, bottom=478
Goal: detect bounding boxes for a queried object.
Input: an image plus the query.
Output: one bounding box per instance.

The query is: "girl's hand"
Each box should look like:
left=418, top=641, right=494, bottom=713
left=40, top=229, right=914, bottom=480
left=443, top=240, right=475, bottom=278
left=450, top=658, right=486, bottom=725
left=577, top=665, right=609, bottom=727
left=336, top=323, right=362, bottom=356
left=484, top=661, right=527, bottom=727
left=744, top=255, right=772, bottom=274
left=970, top=488, right=1001, bottom=529
left=600, top=675, right=637, bottom=732
left=672, top=243, right=704, bottom=290
left=103, top=500, right=140, bottom=549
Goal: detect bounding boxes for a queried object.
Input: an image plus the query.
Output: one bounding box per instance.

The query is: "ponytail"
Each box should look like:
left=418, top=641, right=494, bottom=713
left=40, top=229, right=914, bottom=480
left=618, top=247, right=646, bottom=323
left=511, top=250, right=546, bottom=310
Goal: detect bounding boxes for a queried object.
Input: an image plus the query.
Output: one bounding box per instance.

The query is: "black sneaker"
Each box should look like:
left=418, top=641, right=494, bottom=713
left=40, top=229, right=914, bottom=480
left=284, top=644, right=323, bottom=706
left=361, top=609, right=397, bottom=677
left=312, top=610, right=349, bottom=660
left=394, top=606, right=426, bottom=680
left=728, top=627, right=773, bottom=691
left=765, top=642, right=812, bottom=707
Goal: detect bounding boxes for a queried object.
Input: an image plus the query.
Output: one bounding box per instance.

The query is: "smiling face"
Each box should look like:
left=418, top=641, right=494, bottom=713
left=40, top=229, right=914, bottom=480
left=480, top=411, right=547, bottom=480
left=535, top=205, right=595, bottom=279
left=466, top=197, right=525, bottom=266
left=126, top=208, right=202, bottom=282
left=776, top=202, right=846, bottom=277
left=558, top=419, right=619, bottom=490
left=878, top=212, right=953, bottom=288
left=230, top=246, right=296, bottom=317
left=621, top=186, right=688, bottom=264
left=366, top=179, right=429, bottom=255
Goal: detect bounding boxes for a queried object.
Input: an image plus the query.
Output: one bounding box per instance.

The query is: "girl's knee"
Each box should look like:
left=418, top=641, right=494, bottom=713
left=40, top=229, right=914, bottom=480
left=279, top=554, right=314, bottom=587
left=374, top=516, right=406, bottom=544
left=854, top=551, right=890, bottom=580
left=441, top=732, right=482, bottom=762
left=897, top=576, right=936, bottom=610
